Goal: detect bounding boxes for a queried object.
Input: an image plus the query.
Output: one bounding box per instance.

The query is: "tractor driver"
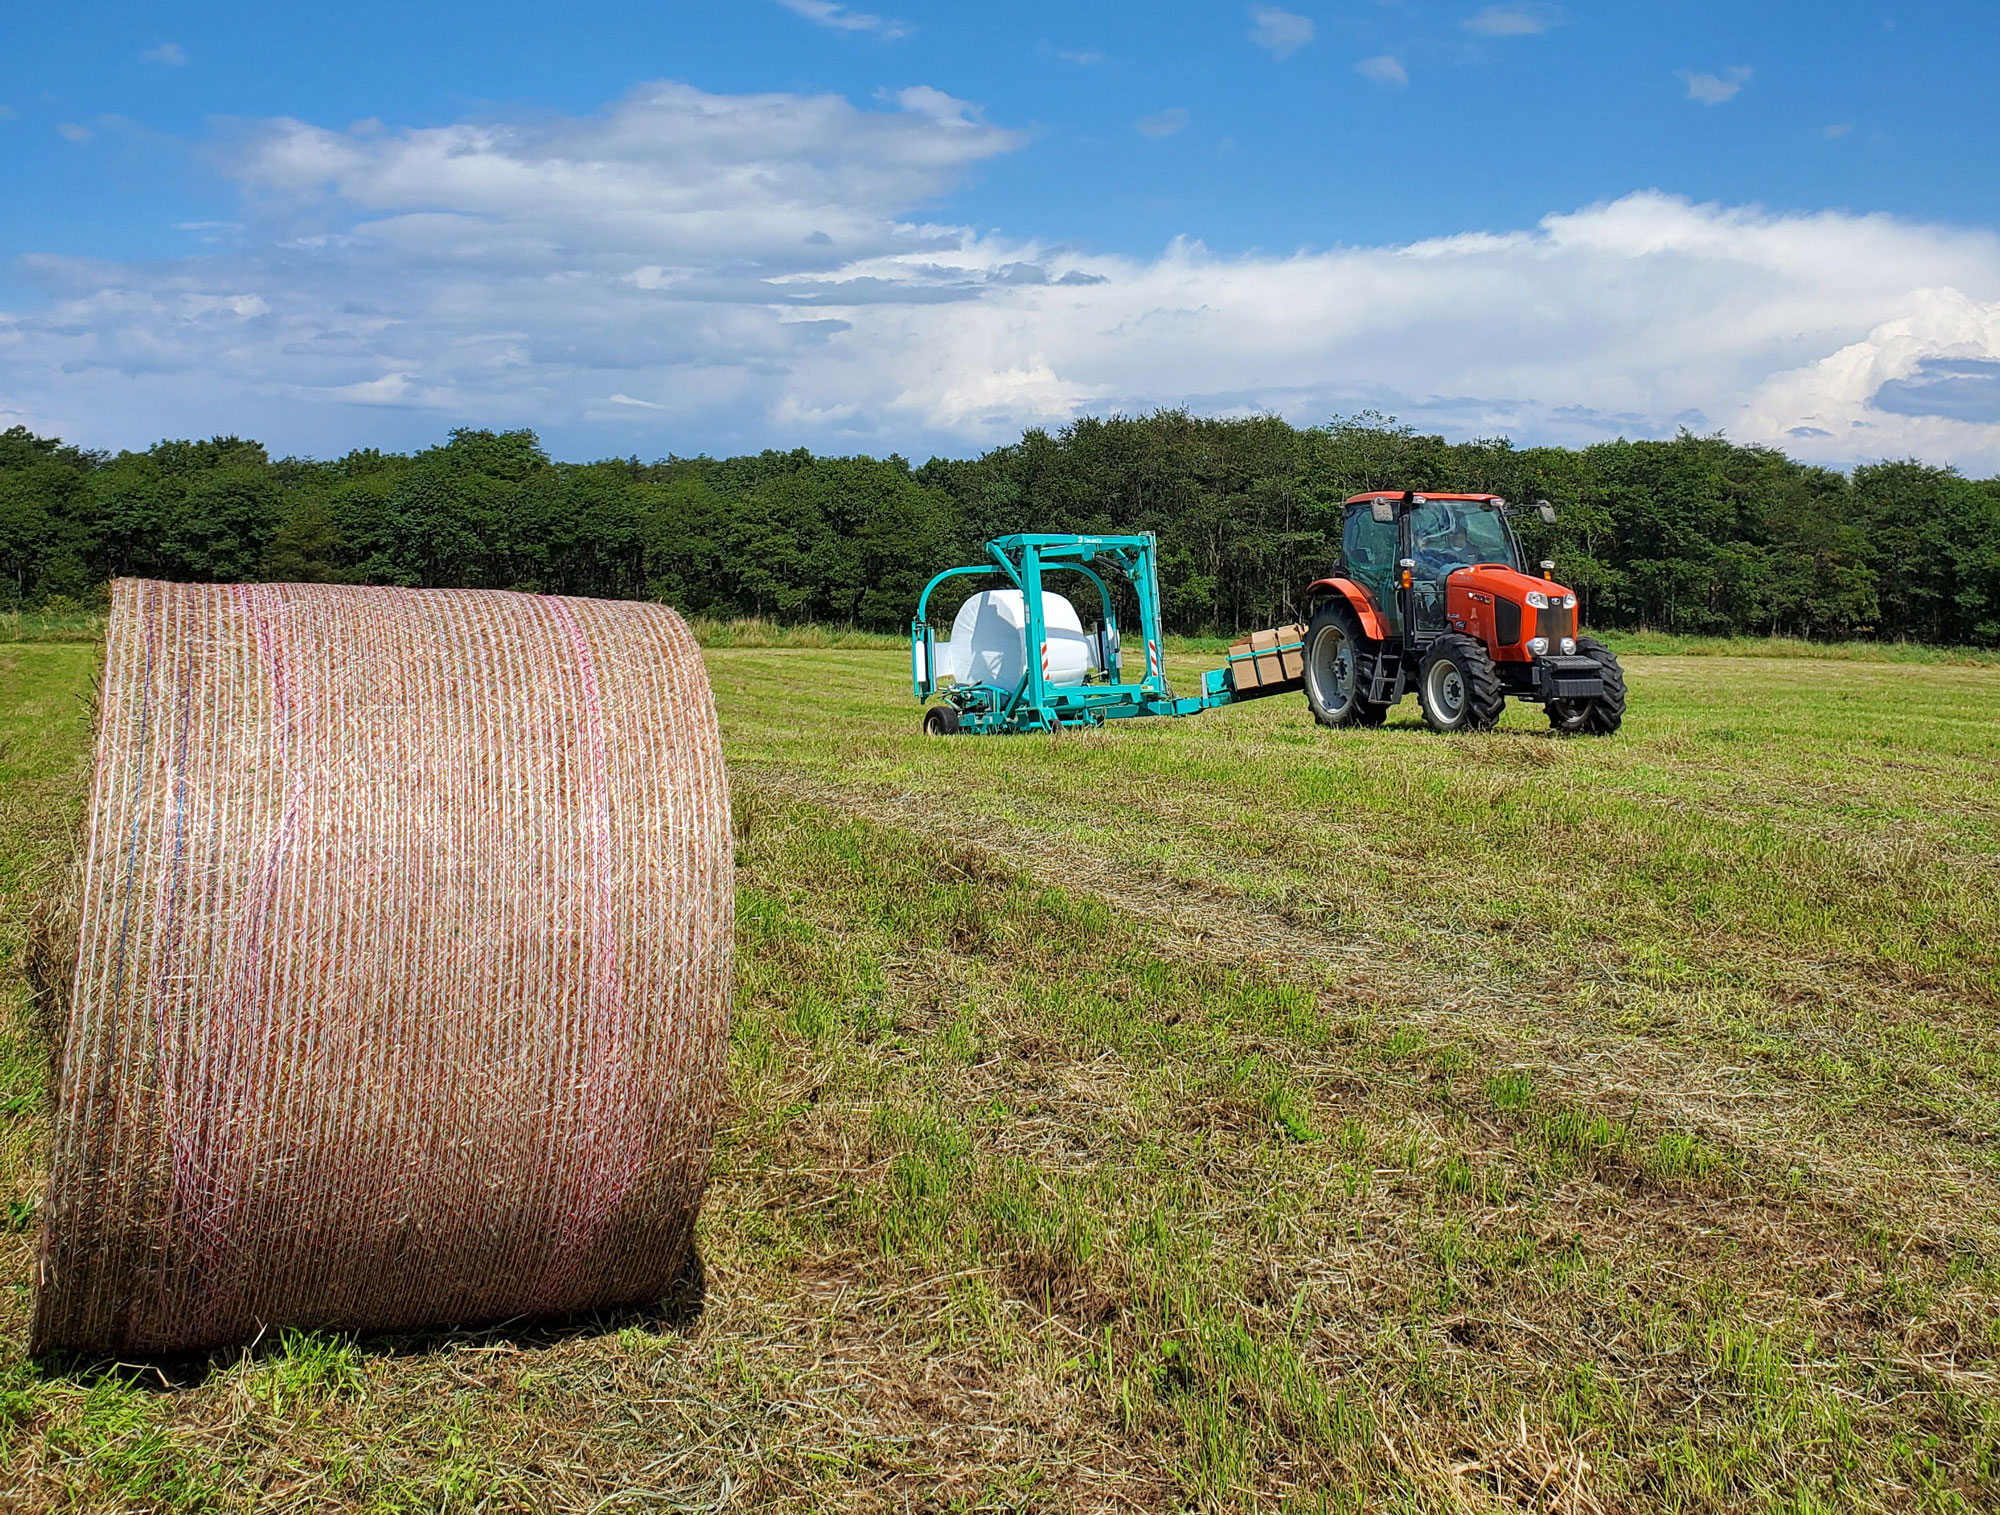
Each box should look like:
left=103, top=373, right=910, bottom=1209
left=1411, top=506, right=1475, bottom=582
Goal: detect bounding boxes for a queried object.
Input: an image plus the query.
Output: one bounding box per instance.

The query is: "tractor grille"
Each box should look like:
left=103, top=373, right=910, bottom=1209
left=1536, top=603, right=1574, bottom=643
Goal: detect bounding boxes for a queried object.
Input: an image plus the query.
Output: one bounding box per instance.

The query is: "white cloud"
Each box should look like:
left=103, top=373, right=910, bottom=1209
left=1743, top=289, right=2000, bottom=445
left=230, top=81, right=1018, bottom=268
left=143, top=41, right=188, bottom=67
left=57, top=122, right=93, bottom=143
left=1356, top=55, right=1409, bottom=87
left=1682, top=66, right=1753, bottom=105
left=1057, top=50, right=1104, bottom=65
left=1465, top=4, right=1563, bottom=36
left=1249, top=8, right=1314, bottom=61
left=1826, top=123, right=1853, bottom=139
left=8, top=83, right=2000, bottom=471
left=1136, top=107, right=1190, bottom=139
left=774, top=0, right=908, bottom=40
left=326, top=372, right=420, bottom=406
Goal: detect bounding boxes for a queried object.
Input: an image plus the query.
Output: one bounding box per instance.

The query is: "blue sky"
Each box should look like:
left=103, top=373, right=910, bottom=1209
left=5, top=2, right=2000, bottom=466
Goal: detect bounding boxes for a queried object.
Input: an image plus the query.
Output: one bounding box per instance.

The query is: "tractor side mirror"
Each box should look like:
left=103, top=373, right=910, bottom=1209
left=1370, top=499, right=1396, bottom=524
left=1537, top=500, right=1558, bottom=525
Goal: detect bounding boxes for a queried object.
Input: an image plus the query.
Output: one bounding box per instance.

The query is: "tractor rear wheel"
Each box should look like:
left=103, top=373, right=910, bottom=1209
left=923, top=704, right=962, bottom=737
left=1545, top=637, right=1626, bottom=736
left=1303, top=600, right=1391, bottom=729
left=1417, top=634, right=1506, bottom=734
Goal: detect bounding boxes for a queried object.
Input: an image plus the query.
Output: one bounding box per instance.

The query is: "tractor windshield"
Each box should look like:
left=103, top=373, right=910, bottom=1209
left=1407, top=500, right=1520, bottom=634
left=1408, top=499, right=1520, bottom=577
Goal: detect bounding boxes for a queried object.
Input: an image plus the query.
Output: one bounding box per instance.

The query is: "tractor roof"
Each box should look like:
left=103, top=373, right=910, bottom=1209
left=1343, top=491, right=1506, bottom=506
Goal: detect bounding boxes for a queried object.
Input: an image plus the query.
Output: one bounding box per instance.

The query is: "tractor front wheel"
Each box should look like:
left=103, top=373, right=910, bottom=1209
left=1417, top=634, right=1506, bottom=734
left=1303, top=600, right=1391, bottom=729
left=923, top=704, right=962, bottom=737
left=1545, top=638, right=1626, bottom=736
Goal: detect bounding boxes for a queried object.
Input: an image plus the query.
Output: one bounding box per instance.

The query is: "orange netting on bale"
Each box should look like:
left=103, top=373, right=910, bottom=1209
left=32, top=579, right=733, bottom=1356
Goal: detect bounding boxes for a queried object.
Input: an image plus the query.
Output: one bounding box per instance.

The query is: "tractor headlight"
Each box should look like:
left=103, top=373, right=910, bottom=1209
left=1525, top=590, right=1550, bottom=609
left=1528, top=636, right=1550, bottom=656
left=1562, top=593, right=1577, bottom=609
left=1560, top=637, right=1576, bottom=655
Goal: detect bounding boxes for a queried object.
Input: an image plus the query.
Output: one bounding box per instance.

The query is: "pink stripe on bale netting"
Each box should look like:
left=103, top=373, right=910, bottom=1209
left=32, top=580, right=733, bottom=1356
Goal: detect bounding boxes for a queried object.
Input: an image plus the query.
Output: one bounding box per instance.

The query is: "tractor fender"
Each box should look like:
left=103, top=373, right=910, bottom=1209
left=1305, top=577, right=1388, bottom=642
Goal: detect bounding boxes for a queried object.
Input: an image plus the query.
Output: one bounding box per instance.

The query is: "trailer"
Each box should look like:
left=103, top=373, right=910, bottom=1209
left=910, top=532, right=1301, bottom=735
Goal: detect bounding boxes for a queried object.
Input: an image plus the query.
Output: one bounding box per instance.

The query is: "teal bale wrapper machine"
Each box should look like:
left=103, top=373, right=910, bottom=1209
left=909, top=532, right=1305, bottom=735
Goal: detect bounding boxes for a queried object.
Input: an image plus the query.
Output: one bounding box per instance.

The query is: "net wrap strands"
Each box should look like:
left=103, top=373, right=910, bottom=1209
left=32, top=580, right=732, bottom=1356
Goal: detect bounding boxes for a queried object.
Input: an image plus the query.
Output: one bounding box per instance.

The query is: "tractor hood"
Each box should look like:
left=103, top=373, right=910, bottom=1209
left=1451, top=562, right=1574, bottom=606
left=1444, top=562, right=1581, bottom=665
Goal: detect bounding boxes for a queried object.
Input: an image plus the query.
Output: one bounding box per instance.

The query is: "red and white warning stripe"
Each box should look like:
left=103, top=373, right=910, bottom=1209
left=1146, top=638, right=1159, bottom=677
left=1040, top=642, right=1050, bottom=683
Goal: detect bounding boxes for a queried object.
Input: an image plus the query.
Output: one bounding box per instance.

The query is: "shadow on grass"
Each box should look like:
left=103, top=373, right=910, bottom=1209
left=27, top=1243, right=708, bottom=1394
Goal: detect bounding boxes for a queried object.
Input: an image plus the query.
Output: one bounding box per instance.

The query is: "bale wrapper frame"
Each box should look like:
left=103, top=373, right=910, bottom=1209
left=909, top=532, right=1292, bottom=735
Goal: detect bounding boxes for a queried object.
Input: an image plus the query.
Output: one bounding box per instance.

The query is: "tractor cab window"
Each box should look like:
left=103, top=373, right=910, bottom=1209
left=1409, top=500, right=1517, bottom=573
left=1408, top=501, right=1518, bottom=632
left=1341, top=504, right=1400, bottom=632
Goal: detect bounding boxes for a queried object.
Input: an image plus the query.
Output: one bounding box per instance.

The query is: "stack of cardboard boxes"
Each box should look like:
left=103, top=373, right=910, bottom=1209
left=1226, top=623, right=1308, bottom=694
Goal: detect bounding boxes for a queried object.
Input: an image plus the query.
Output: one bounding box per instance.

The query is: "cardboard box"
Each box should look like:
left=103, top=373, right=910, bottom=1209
left=1251, top=627, right=1285, bottom=685
left=1227, top=637, right=1259, bottom=691
left=1276, top=622, right=1307, bottom=680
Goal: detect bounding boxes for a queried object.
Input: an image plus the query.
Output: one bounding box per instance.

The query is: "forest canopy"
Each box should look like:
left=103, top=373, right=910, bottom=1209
left=3, top=412, right=1997, bottom=645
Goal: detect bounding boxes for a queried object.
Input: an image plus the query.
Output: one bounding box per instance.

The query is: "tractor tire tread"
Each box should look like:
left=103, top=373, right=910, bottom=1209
left=1304, top=599, right=1389, bottom=729
left=1574, top=637, right=1626, bottom=735
left=1419, top=633, right=1506, bottom=734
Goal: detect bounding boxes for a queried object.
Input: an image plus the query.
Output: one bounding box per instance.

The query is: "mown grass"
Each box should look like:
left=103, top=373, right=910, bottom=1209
left=1589, top=630, right=1999, bottom=667
left=1164, top=627, right=1998, bottom=664
left=0, top=638, right=1996, bottom=1509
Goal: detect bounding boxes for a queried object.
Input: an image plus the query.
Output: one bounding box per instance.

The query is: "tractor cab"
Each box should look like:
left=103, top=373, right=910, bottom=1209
left=1302, top=492, right=1627, bottom=734
left=1341, top=492, right=1530, bottom=640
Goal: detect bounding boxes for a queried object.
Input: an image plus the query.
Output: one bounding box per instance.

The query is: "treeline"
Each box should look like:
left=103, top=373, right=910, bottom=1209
left=3, top=413, right=1998, bottom=643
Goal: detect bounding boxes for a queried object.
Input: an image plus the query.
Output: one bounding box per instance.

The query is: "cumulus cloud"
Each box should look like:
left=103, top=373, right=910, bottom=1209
left=1742, top=288, right=2000, bottom=448
left=1682, top=66, right=1753, bottom=105
left=1249, top=8, right=1314, bottom=61
left=1465, top=4, right=1562, bottom=37
left=57, top=122, right=93, bottom=143
left=774, top=0, right=908, bottom=40
left=1356, top=55, right=1409, bottom=87
left=7, top=83, right=2000, bottom=470
left=229, top=82, right=1018, bottom=270
left=1135, top=107, right=1190, bottom=139
left=143, top=41, right=188, bottom=66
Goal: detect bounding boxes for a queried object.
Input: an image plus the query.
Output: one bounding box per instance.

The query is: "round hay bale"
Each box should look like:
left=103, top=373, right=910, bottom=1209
left=31, top=579, right=732, bottom=1357
left=22, top=853, right=80, bottom=1057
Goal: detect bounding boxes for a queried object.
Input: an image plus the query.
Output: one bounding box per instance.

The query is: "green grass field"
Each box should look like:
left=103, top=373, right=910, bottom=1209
left=1, top=637, right=1997, bottom=1511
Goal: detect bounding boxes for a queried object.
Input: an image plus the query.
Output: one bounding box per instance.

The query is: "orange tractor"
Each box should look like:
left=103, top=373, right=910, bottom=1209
left=1300, top=492, right=1626, bottom=734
